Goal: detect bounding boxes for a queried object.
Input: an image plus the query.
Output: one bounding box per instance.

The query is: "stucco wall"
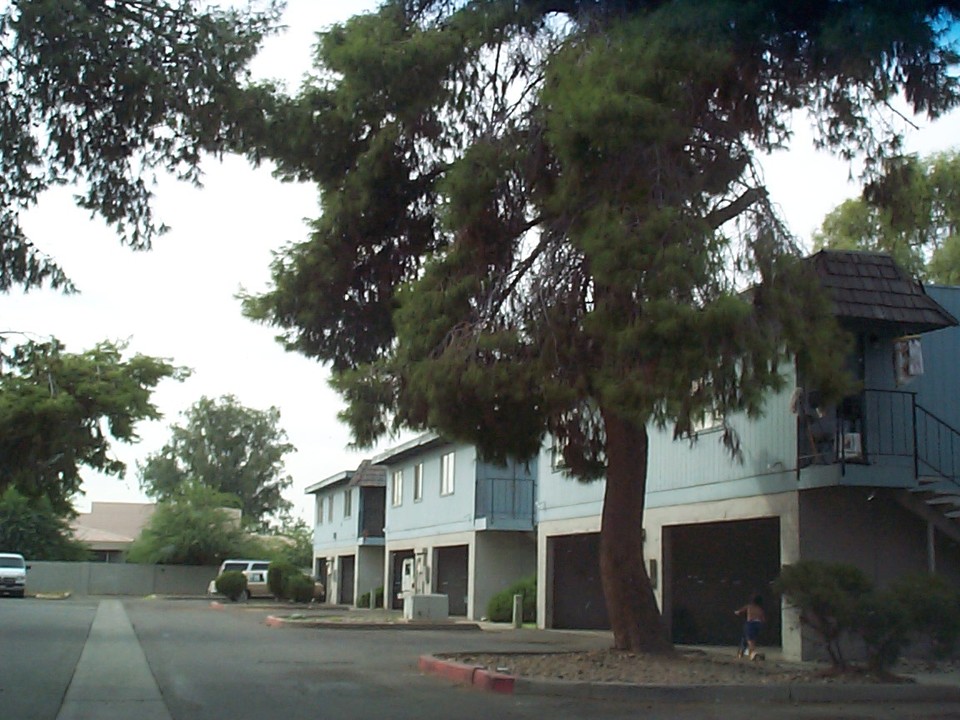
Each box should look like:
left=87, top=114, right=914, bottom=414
left=473, top=532, right=536, bottom=620
left=356, top=545, right=385, bottom=605
left=798, top=486, right=929, bottom=587
left=26, top=562, right=217, bottom=596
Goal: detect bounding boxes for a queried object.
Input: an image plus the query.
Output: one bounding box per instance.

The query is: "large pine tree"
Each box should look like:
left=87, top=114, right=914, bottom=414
left=240, top=1, right=960, bottom=651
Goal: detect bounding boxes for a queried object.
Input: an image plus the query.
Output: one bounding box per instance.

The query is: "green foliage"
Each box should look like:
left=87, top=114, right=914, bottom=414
left=283, top=570, right=314, bottom=604
left=0, top=0, right=280, bottom=291
left=215, top=570, right=248, bottom=602
left=486, top=575, right=537, bottom=623
left=358, top=586, right=384, bottom=609
left=855, top=590, right=911, bottom=673
left=264, top=517, right=313, bottom=569
left=126, top=482, right=263, bottom=566
left=0, top=487, right=88, bottom=560
left=267, top=559, right=299, bottom=599
left=238, top=0, right=960, bottom=651
left=815, top=150, right=960, bottom=283
left=139, top=395, right=294, bottom=530
left=890, top=573, right=960, bottom=660
left=0, top=338, right=186, bottom=514
left=775, top=561, right=872, bottom=668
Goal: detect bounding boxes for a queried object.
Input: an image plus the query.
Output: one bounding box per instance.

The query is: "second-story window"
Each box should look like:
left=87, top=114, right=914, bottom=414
left=316, top=496, right=323, bottom=525
left=413, top=462, right=423, bottom=502
left=392, top=469, right=403, bottom=506
left=440, top=452, right=455, bottom=496
left=344, top=488, right=352, bottom=517
left=328, top=495, right=334, bottom=522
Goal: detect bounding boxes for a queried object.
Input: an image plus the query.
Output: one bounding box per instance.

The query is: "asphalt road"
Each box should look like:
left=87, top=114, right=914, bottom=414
left=3, top=596, right=960, bottom=720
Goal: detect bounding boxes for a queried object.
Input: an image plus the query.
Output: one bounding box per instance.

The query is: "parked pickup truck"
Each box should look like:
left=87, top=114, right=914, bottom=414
left=0, top=553, right=28, bottom=598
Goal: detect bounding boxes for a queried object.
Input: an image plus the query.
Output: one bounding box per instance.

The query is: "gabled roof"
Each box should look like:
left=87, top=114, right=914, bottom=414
left=809, top=250, right=958, bottom=333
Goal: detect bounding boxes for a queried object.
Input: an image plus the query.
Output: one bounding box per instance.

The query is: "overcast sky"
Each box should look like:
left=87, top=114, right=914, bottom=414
left=7, top=2, right=960, bottom=521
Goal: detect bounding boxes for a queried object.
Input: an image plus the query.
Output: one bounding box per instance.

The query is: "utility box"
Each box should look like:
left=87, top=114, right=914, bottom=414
left=403, top=593, right=449, bottom=621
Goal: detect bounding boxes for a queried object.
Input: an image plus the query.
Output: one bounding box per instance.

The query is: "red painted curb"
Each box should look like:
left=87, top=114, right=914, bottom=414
left=417, top=656, right=437, bottom=673
left=419, top=655, right=515, bottom=693
left=473, top=668, right=515, bottom=694
left=265, top=615, right=285, bottom=627
left=210, top=601, right=224, bottom=610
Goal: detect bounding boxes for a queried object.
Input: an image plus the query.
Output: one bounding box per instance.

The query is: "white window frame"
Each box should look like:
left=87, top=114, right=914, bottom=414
left=440, top=452, right=455, bottom=496
left=413, top=462, right=423, bottom=502
left=392, top=469, right=403, bottom=507
left=343, top=488, right=352, bottom=517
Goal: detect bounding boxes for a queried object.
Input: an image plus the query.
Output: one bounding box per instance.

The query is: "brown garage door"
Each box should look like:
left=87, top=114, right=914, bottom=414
left=435, top=545, right=469, bottom=616
left=550, top=533, right=609, bottom=630
left=666, top=517, right=781, bottom=647
left=339, top=555, right=355, bottom=605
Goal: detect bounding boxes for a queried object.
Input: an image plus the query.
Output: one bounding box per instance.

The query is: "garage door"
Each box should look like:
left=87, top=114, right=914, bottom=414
left=339, top=555, right=356, bottom=605
left=550, top=532, right=609, bottom=630
left=666, top=517, right=781, bottom=647
left=435, top=545, right=469, bottom=616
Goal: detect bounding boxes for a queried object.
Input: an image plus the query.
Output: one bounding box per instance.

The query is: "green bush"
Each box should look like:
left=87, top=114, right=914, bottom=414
left=357, top=586, right=384, bottom=608
left=486, top=575, right=536, bottom=623
left=268, top=560, right=298, bottom=599
left=284, top=571, right=314, bottom=604
left=855, top=590, right=911, bottom=673
left=890, top=573, right=960, bottom=659
left=215, top=571, right=248, bottom=602
left=774, top=561, right=872, bottom=669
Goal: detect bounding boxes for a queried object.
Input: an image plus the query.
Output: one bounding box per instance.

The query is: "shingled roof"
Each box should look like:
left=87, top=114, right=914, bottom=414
left=809, top=249, right=958, bottom=333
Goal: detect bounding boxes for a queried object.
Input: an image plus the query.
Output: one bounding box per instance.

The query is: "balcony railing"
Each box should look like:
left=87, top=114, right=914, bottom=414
left=798, top=388, right=960, bottom=491
left=475, top=476, right=535, bottom=528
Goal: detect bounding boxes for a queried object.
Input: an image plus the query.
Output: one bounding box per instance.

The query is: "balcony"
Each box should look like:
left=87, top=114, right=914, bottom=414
left=798, top=389, right=960, bottom=492
left=474, top=476, right=535, bottom=531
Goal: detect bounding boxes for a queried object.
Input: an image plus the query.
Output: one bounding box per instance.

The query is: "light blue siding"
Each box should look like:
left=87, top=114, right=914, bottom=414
left=312, top=479, right=358, bottom=550
left=383, top=443, right=477, bottom=541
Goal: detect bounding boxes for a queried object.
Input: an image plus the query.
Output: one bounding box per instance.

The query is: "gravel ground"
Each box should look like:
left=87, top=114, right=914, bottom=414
left=438, top=649, right=936, bottom=685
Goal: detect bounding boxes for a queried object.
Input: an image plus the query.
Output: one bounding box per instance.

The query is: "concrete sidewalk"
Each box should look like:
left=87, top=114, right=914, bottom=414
left=57, top=599, right=172, bottom=720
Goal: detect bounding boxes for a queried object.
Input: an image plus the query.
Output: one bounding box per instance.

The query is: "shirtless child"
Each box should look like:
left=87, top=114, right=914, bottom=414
left=735, top=595, right=766, bottom=660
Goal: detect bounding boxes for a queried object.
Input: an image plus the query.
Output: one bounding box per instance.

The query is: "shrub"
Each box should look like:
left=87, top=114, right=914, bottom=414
left=855, top=590, right=910, bottom=673
left=890, top=573, right=960, bottom=659
left=774, top=561, right=872, bottom=669
left=357, top=586, right=384, bottom=608
left=215, top=571, right=248, bottom=602
left=486, top=575, right=536, bottom=623
left=268, top=560, right=298, bottom=599
left=284, top=571, right=314, bottom=604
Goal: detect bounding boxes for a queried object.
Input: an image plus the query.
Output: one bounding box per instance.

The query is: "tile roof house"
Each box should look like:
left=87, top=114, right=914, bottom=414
left=70, top=502, right=157, bottom=562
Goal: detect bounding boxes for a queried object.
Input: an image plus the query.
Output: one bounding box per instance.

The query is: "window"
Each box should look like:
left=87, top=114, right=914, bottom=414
left=343, top=488, right=352, bottom=517
left=550, top=438, right=568, bottom=472
left=392, top=469, right=403, bottom=506
left=413, top=463, right=423, bottom=502
left=316, top=496, right=323, bottom=525
left=440, top=452, right=455, bottom=496
left=328, top=495, right=334, bottom=522
left=688, top=379, right=723, bottom=434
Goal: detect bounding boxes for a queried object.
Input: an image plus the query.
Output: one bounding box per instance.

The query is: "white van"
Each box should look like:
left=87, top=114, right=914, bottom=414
left=208, top=559, right=271, bottom=600
left=0, top=553, right=28, bottom=598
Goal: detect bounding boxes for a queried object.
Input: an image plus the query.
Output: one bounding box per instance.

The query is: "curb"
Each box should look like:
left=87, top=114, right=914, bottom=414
left=418, top=654, right=960, bottom=703
left=418, top=655, right=514, bottom=694
left=262, top=615, right=482, bottom=631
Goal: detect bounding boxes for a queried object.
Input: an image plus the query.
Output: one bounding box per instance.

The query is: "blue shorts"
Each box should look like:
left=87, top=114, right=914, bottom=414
left=744, top=620, right=762, bottom=641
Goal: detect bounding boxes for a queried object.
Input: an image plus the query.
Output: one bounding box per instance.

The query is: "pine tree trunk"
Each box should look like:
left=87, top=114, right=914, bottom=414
left=599, top=407, right=673, bottom=653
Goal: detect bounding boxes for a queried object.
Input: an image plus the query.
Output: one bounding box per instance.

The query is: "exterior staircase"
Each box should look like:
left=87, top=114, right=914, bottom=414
left=907, top=404, right=960, bottom=524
